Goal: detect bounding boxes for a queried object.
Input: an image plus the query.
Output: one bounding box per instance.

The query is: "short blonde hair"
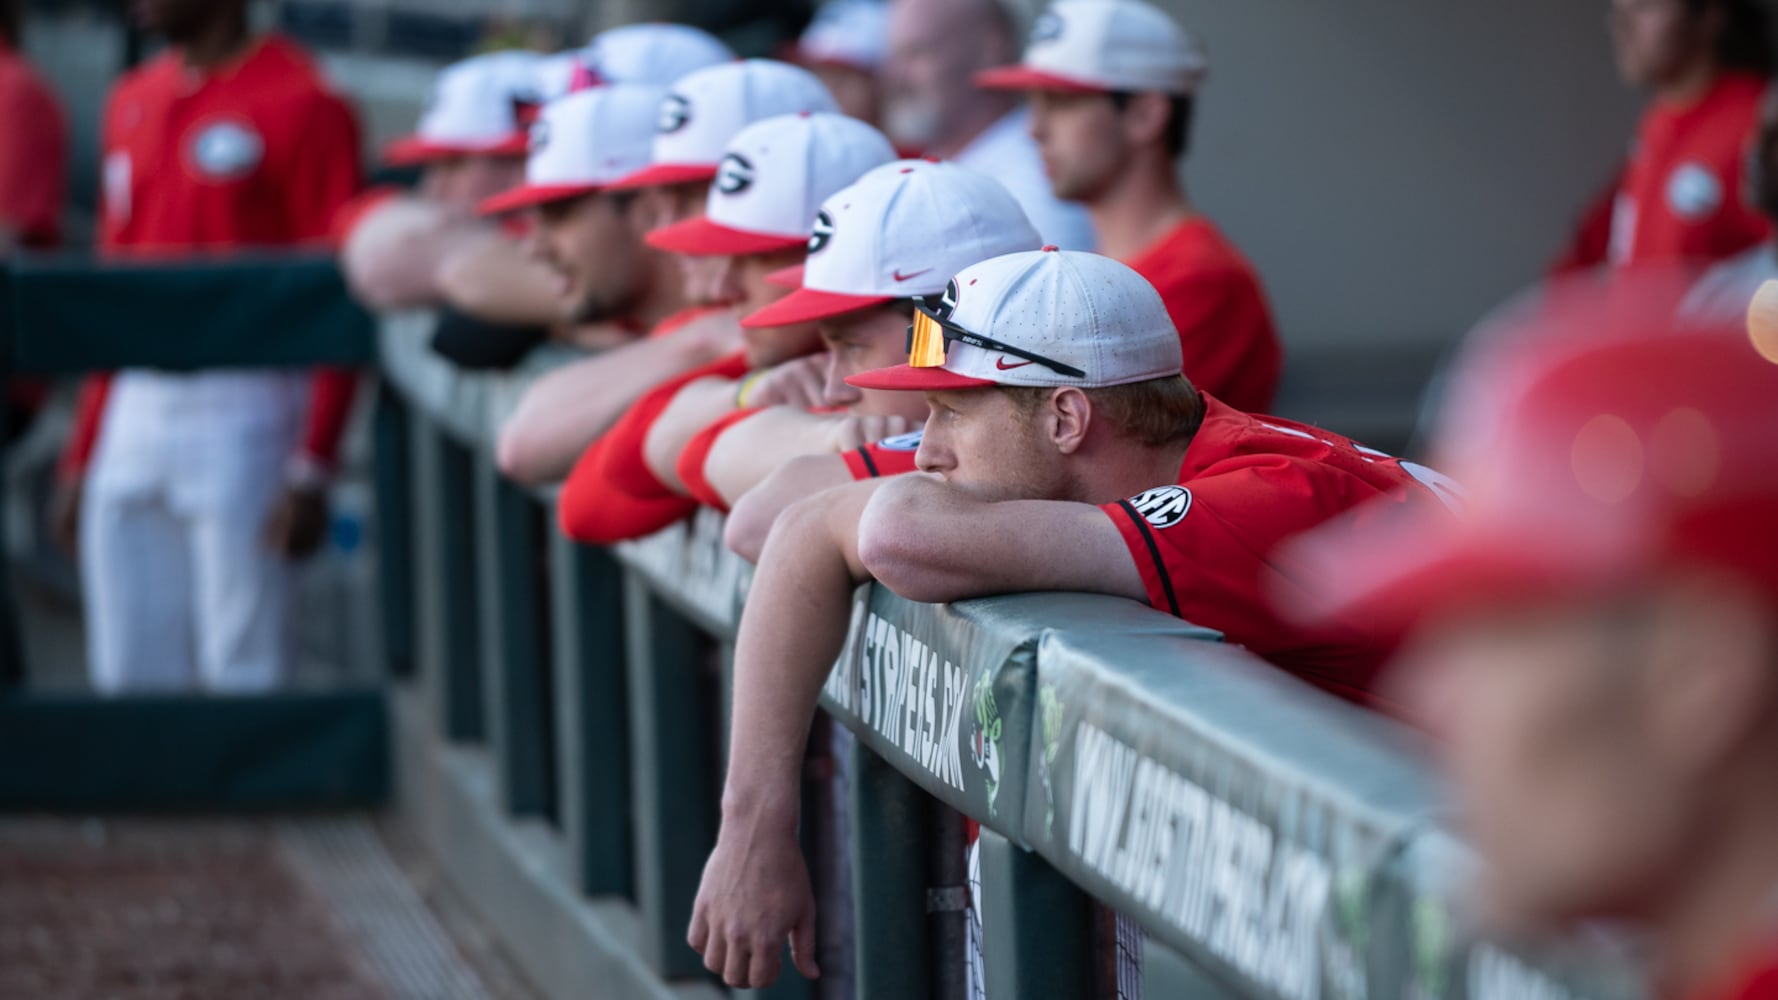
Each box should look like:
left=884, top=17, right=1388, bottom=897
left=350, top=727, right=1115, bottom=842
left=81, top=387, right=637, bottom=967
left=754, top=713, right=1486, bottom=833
left=1002, top=375, right=1203, bottom=448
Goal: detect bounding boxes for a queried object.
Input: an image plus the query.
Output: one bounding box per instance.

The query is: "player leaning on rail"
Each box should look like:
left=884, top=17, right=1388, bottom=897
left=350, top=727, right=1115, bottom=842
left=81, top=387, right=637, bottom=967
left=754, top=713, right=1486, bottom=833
left=688, top=248, right=1460, bottom=989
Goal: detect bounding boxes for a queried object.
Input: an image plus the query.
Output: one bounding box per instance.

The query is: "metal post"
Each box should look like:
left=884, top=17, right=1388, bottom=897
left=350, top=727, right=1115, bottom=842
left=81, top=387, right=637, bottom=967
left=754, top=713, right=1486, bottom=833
left=851, top=747, right=932, bottom=1000
left=372, top=380, right=414, bottom=679
left=475, top=459, right=553, bottom=818
left=435, top=433, right=483, bottom=742
left=978, top=829, right=1095, bottom=1000
left=0, top=263, right=21, bottom=688
left=624, top=570, right=720, bottom=979
left=548, top=528, right=632, bottom=897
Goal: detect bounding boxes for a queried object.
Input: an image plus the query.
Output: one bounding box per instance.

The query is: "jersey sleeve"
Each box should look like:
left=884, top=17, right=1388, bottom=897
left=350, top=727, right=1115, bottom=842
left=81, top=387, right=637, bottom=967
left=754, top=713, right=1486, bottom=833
left=297, top=368, right=359, bottom=472
left=284, top=92, right=363, bottom=244
left=675, top=407, right=763, bottom=512
left=58, top=374, right=114, bottom=482
left=842, top=432, right=924, bottom=480
left=1550, top=174, right=1620, bottom=275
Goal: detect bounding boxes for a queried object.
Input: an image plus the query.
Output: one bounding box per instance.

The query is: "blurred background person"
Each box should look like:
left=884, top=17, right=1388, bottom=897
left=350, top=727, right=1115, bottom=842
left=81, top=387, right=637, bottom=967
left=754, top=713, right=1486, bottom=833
left=883, top=0, right=1095, bottom=249
left=789, top=0, right=888, bottom=125
left=0, top=0, right=64, bottom=258
left=1554, top=0, right=1772, bottom=273
left=1292, top=289, right=1778, bottom=1000
left=1685, top=81, right=1778, bottom=319
left=977, top=0, right=1282, bottom=414
left=53, top=0, right=361, bottom=693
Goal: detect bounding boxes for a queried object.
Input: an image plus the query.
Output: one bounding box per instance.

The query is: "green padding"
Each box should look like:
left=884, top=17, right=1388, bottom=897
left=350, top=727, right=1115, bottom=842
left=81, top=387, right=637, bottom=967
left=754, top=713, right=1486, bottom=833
left=820, top=589, right=1219, bottom=844
left=613, top=508, right=752, bottom=639
left=6, top=254, right=375, bottom=374
left=0, top=689, right=388, bottom=809
left=1028, top=630, right=1433, bottom=1000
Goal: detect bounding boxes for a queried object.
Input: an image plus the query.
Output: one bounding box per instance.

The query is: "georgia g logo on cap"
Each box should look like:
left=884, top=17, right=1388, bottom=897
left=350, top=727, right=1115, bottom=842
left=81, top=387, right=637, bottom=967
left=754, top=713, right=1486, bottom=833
left=716, top=152, right=754, bottom=195
left=808, top=209, right=835, bottom=255
left=933, top=278, right=960, bottom=319
left=1030, top=11, right=1064, bottom=43
left=658, top=94, right=691, bottom=133
left=528, top=118, right=551, bottom=154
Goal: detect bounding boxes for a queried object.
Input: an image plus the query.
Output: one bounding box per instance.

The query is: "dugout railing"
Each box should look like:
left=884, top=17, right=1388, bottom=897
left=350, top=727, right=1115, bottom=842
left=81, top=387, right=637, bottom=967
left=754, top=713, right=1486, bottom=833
left=0, top=256, right=1645, bottom=1000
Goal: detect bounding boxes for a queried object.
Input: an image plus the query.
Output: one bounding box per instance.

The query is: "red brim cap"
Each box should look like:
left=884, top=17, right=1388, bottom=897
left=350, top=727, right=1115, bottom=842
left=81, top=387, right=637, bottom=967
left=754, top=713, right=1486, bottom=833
left=384, top=133, right=529, bottom=167
left=845, top=363, right=997, bottom=391
left=645, top=216, right=808, bottom=256
left=972, top=66, right=1108, bottom=93
left=743, top=286, right=895, bottom=328
left=766, top=264, right=805, bottom=288
left=478, top=182, right=601, bottom=216
left=605, top=162, right=720, bottom=191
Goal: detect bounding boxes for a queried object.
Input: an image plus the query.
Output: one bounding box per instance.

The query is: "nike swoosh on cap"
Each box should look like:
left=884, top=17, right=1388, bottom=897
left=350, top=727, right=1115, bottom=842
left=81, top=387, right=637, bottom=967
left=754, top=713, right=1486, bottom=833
left=995, top=357, right=1035, bottom=370
left=892, top=267, right=933, bottom=282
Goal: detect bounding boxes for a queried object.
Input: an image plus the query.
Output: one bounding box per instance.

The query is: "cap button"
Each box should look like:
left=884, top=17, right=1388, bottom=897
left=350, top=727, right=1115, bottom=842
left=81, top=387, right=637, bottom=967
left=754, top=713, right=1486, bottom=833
left=1040, top=244, right=1059, bottom=252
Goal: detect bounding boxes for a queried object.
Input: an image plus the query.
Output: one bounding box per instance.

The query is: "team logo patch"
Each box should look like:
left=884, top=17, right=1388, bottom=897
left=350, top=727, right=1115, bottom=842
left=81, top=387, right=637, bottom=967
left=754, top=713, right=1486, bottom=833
left=1666, top=162, right=1722, bottom=220
left=875, top=429, right=924, bottom=452
left=1030, top=12, right=1064, bottom=43
left=809, top=209, right=835, bottom=255
left=1127, top=485, right=1192, bottom=528
left=527, top=119, right=551, bottom=154
left=927, top=278, right=960, bottom=320
left=716, top=152, right=754, bottom=195
left=658, top=93, right=691, bottom=133
left=187, top=120, right=263, bottom=181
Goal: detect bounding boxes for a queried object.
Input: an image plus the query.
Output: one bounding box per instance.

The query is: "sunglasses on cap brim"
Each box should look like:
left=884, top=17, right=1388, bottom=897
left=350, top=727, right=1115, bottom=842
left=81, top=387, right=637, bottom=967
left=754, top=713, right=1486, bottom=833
left=906, top=300, right=1086, bottom=377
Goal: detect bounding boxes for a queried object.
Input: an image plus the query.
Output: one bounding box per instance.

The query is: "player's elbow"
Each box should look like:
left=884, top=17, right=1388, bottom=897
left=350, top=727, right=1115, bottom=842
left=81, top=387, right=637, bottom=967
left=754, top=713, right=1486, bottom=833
left=856, top=508, right=959, bottom=604
left=724, top=487, right=776, bottom=562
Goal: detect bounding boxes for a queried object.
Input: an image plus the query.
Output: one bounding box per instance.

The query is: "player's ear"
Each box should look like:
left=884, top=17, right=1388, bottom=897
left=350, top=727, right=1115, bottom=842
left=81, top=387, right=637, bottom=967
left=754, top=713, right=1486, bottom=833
left=1120, top=92, right=1172, bottom=149
left=1049, top=387, right=1092, bottom=455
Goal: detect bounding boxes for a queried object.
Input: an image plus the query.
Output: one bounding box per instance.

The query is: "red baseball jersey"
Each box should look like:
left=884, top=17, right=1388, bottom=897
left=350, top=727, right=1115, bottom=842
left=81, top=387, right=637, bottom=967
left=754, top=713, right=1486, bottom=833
left=63, top=36, right=364, bottom=479
left=842, top=429, right=925, bottom=480
left=1101, top=395, right=1457, bottom=702
left=0, top=39, right=67, bottom=248
left=675, top=406, right=764, bottom=512
left=1556, top=71, right=1770, bottom=272
left=1125, top=218, right=1282, bottom=414
left=557, top=351, right=751, bottom=544
left=1685, top=936, right=1778, bottom=1000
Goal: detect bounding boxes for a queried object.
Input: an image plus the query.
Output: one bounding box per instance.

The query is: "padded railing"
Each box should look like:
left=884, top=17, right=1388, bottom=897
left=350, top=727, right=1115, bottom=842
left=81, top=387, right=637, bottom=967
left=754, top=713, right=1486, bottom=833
left=0, top=256, right=1645, bottom=999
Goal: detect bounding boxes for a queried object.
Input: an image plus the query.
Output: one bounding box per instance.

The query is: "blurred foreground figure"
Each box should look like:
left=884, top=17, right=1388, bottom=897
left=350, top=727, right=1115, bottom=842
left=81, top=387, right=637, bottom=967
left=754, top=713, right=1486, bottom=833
left=1292, top=280, right=1778, bottom=1000
left=1555, top=0, right=1771, bottom=272
left=0, top=0, right=65, bottom=255
left=57, top=0, right=361, bottom=692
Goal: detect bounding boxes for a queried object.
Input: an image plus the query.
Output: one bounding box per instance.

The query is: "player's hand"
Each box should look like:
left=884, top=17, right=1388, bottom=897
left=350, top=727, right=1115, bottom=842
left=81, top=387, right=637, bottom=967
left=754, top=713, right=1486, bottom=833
left=825, top=413, right=912, bottom=452
left=48, top=478, right=83, bottom=557
left=671, top=308, right=745, bottom=359
left=264, top=486, right=329, bottom=560
left=746, top=354, right=830, bottom=410
left=688, top=819, right=820, bottom=989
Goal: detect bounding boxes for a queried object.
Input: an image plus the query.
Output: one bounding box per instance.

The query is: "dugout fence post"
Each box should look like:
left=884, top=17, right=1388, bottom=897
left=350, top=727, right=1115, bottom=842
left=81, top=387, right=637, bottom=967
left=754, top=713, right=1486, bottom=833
left=410, top=408, right=483, bottom=743
left=851, top=746, right=935, bottom=999
left=475, top=456, right=555, bottom=819
left=547, top=526, right=635, bottom=897
left=977, top=828, right=1096, bottom=1000
left=0, top=264, right=21, bottom=687
left=372, top=379, right=415, bottom=680
left=623, top=570, right=721, bottom=980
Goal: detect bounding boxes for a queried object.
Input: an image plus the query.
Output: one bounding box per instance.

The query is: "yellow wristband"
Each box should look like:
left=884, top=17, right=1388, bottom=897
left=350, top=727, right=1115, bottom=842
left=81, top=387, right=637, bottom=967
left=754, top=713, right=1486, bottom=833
left=735, top=371, right=768, bottom=409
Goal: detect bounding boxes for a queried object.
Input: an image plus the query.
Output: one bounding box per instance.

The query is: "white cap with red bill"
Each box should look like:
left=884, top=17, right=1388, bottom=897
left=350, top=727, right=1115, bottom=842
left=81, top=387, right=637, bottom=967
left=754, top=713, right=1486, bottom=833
left=848, top=248, right=1183, bottom=391
left=645, top=112, right=896, bottom=256
left=535, top=22, right=735, bottom=99
left=477, top=83, right=667, bottom=216
left=795, top=0, right=890, bottom=72
left=974, top=0, right=1207, bottom=96
left=386, top=50, right=547, bottom=165
left=610, top=59, right=839, bottom=190
left=743, top=159, right=1042, bottom=328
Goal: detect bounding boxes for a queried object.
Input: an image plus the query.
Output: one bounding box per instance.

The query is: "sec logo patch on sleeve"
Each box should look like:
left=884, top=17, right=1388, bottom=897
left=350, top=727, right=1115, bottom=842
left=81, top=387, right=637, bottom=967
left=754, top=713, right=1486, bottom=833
left=1128, top=485, right=1191, bottom=528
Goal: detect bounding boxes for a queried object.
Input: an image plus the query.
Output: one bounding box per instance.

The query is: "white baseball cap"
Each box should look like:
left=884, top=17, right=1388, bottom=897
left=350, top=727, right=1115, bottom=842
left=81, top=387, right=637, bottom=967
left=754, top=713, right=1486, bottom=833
left=794, top=0, right=890, bottom=72
left=386, top=50, right=547, bottom=165
left=975, top=0, right=1207, bottom=96
left=609, top=59, right=839, bottom=190
left=534, top=25, right=734, bottom=102
left=848, top=248, right=1184, bottom=391
left=646, top=112, right=895, bottom=256
left=743, top=159, right=1042, bottom=328
left=478, top=83, right=667, bottom=215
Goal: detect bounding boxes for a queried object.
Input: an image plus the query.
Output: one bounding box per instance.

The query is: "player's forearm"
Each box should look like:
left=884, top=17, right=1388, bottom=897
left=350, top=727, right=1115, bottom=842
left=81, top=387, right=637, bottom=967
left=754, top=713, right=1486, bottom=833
left=437, top=236, right=561, bottom=327
left=722, top=484, right=876, bottom=824
left=643, top=379, right=742, bottom=492
left=705, top=409, right=845, bottom=508
left=724, top=453, right=856, bottom=562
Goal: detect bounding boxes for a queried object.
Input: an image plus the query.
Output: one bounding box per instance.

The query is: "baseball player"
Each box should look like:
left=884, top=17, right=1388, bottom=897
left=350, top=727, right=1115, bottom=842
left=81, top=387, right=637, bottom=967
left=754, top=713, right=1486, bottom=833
left=1554, top=0, right=1771, bottom=272
left=1287, top=283, right=1778, bottom=1000
left=495, top=59, right=839, bottom=484
left=790, top=0, right=890, bottom=125
left=54, top=0, right=361, bottom=692
left=976, top=0, right=1284, bottom=413
left=681, top=158, right=1042, bottom=514
left=882, top=0, right=1096, bottom=250
left=688, top=249, right=1457, bottom=988
left=554, top=111, right=896, bottom=544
